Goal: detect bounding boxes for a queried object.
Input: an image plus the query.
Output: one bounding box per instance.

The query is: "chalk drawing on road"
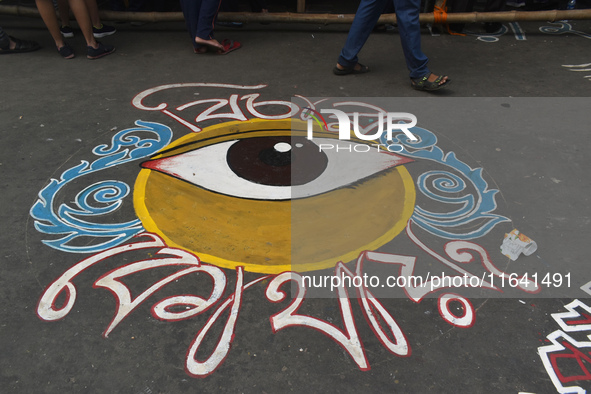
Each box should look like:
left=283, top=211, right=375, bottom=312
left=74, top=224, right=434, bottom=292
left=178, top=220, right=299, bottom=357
left=539, top=299, right=591, bottom=394
left=134, top=118, right=415, bottom=274
left=30, top=121, right=172, bottom=253
left=540, top=22, right=591, bottom=40
left=31, top=84, right=540, bottom=378
left=562, top=63, right=591, bottom=82
left=581, top=281, right=591, bottom=296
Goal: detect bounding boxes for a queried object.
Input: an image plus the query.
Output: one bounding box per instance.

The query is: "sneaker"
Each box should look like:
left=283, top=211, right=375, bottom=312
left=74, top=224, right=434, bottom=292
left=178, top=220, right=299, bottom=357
left=57, top=42, right=75, bottom=59
left=92, top=24, right=116, bottom=38
left=87, top=42, right=115, bottom=59
left=60, top=25, right=74, bottom=38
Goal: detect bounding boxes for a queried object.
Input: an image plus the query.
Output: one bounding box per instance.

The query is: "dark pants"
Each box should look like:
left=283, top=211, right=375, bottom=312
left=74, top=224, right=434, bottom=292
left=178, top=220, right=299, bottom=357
left=0, top=27, right=9, bottom=49
left=180, top=0, right=222, bottom=47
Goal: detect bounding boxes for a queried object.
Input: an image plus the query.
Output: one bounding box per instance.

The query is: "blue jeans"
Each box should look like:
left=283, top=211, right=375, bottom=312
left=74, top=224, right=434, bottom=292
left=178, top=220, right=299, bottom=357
left=338, top=0, right=430, bottom=79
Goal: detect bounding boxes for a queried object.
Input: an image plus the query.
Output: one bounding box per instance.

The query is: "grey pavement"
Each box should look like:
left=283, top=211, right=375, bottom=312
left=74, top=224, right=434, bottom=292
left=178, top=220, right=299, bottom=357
left=1, top=11, right=591, bottom=394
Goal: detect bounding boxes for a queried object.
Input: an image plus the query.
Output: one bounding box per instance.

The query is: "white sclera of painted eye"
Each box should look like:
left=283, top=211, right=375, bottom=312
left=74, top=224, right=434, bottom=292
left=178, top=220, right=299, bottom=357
left=142, top=137, right=412, bottom=201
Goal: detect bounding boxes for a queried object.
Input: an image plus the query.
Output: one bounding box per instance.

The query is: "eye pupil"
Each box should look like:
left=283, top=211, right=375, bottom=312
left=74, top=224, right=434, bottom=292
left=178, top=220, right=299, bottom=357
left=260, top=143, right=291, bottom=168
left=226, top=136, right=328, bottom=187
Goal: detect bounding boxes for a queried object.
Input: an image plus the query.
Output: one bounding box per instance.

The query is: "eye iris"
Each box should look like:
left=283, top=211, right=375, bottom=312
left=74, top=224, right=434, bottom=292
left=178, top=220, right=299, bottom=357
left=226, top=136, right=328, bottom=187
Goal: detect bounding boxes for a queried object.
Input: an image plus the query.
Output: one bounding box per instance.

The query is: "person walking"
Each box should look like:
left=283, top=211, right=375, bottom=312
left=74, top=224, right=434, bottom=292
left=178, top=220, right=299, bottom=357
left=179, top=0, right=241, bottom=54
left=333, top=0, right=450, bottom=91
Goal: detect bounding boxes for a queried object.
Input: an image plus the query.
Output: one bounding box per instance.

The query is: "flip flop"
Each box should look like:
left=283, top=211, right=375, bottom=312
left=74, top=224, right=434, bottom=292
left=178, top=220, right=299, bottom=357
left=0, top=36, right=41, bottom=54
left=217, top=39, right=241, bottom=55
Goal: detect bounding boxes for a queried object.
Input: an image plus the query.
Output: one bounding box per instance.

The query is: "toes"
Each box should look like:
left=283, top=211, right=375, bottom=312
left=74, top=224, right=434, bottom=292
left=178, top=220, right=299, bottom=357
left=428, top=74, right=448, bottom=85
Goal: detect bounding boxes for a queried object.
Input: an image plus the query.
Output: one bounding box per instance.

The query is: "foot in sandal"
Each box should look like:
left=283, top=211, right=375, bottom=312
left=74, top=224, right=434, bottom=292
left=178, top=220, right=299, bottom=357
left=410, top=73, right=450, bottom=91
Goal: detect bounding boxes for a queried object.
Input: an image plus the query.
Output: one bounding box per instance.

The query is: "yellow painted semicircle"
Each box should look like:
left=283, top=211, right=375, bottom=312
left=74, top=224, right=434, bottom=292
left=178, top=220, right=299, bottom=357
left=133, top=119, right=415, bottom=274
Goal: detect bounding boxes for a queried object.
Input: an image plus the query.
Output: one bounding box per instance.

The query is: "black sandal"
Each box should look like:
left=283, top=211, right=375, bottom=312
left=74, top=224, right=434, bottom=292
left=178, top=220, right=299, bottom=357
left=411, top=73, right=450, bottom=91
left=333, top=63, right=370, bottom=76
left=0, top=36, right=41, bottom=54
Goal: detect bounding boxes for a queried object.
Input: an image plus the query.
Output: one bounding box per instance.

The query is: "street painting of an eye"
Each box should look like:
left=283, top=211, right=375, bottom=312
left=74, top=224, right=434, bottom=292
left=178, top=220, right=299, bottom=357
left=141, top=136, right=412, bottom=200
left=133, top=119, right=416, bottom=274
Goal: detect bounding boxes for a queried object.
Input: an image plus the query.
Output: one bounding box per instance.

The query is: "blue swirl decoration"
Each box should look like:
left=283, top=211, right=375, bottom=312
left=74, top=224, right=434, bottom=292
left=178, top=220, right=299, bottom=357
left=539, top=22, right=591, bottom=40
left=380, top=126, right=509, bottom=239
left=30, top=120, right=173, bottom=253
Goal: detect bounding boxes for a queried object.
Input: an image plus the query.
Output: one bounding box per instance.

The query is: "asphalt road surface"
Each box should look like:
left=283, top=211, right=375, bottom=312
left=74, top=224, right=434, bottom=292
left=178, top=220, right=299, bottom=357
left=1, top=11, right=591, bottom=394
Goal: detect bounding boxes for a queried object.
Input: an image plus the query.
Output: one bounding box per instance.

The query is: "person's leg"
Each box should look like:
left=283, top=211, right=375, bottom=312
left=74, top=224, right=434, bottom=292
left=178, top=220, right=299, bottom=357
left=196, top=0, right=222, bottom=41
left=83, top=0, right=116, bottom=37
left=56, top=0, right=71, bottom=28
left=181, top=0, right=224, bottom=50
left=180, top=0, right=202, bottom=48
left=35, top=0, right=68, bottom=48
left=0, top=26, right=9, bottom=49
left=56, top=0, right=76, bottom=38
left=66, top=0, right=115, bottom=58
left=0, top=26, right=41, bottom=53
left=392, top=0, right=430, bottom=79
left=67, top=0, right=98, bottom=47
left=36, top=0, right=76, bottom=57
left=337, top=0, right=388, bottom=69
left=394, top=0, right=449, bottom=87
left=83, top=0, right=101, bottom=27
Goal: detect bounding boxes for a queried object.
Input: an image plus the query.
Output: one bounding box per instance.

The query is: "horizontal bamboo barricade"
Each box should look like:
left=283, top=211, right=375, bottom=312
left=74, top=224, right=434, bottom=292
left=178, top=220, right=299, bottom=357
left=1, top=5, right=591, bottom=24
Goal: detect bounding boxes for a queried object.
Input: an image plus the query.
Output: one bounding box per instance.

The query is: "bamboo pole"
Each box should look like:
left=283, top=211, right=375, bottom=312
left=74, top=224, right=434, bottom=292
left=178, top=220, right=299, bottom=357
left=297, top=0, right=306, bottom=14
left=1, top=4, right=591, bottom=24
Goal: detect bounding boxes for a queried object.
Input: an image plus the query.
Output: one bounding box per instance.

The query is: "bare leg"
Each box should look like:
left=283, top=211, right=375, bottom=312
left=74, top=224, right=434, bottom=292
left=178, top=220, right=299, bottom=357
left=83, top=0, right=102, bottom=27
left=58, top=0, right=106, bottom=31
left=67, top=0, right=98, bottom=48
left=35, top=0, right=67, bottom=48
left=56, top=0, right=71, bottom=27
